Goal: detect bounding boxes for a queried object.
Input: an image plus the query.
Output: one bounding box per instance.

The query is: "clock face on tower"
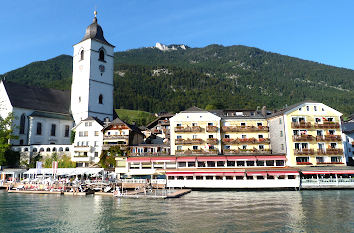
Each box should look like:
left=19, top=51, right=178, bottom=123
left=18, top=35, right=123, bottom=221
left=99, top=65, right=105, bottom=73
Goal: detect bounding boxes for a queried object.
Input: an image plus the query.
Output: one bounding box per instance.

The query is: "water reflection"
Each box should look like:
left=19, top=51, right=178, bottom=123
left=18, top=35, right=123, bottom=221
left=0, top=190, right=354, bottom=233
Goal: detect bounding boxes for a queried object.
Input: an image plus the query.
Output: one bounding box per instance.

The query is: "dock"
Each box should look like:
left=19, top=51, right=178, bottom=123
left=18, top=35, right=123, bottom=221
left=167, top=189, right=191, bottom=198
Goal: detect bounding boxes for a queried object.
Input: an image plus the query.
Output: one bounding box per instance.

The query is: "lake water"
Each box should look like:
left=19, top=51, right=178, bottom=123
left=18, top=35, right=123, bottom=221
left=0, top=189, right=354, bottom=233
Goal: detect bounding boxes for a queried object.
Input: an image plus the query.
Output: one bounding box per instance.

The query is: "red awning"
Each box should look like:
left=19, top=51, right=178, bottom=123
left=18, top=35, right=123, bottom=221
left=194, top=172, right=225, bottom=176
left=166, top=172, right=194, bottom=176
left=267, top=171, right=299, bottom=176
left=226, top=156, right=257, bottom=161
left=246, top=171, right=268, bottom=176
left=127, top=157, right=151, bottom=163
left=256, top=156, right=286, bottom=161
left=302, top=170, right=354, bottom=175
left=223, top=172, right=245, bottom=176
left=197, top=156, right=227, bottom=162
left=150, top=157, right=176, bottom=161
left=176, top=157, right=196, bottom=162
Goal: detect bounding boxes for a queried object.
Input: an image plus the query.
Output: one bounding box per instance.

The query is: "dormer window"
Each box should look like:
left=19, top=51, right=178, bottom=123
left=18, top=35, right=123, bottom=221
left=99, top=49, right=105, bottom=61
left=80, top=50, right=84, bottom=60
left=99, top=94, right=103, bottom=104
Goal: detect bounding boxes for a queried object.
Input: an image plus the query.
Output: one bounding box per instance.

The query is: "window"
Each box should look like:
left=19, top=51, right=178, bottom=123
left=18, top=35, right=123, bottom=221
left=259, top=145, right=264, bottom=150
left=280, top=131, right=283, bottom=137
left=80, top=50, right=84, bottom=60
left=315, top=118, right=321, bottom=123
left=331, top=157, right=341, bottom=163
left=36, top=122, right=42, bottom=135
left=192, top=123, right=197, bottom=126
left=281, top=144, right=284, bottom=150
left=298, top=108, right=302, bottom=111
left=242, top=135, right=246, bottom=139
left=242, top=145, right=247, bottom=150
left=279, top=118, right=282, bottom=124
left=20, top=140, right=24, bottom=145
left=225, top=145, right=230, bottom=149
left=193, top=146, right=198, bottom=150
left=224, top=135, right=230, bottom=139
left=306, top=106, right=310, bottom=111
left=192, top=135, right=198, bottom=139
left=329, top=130, right=335, bottom=135
left=296, top=157, right=309, bottom=163
left=314, top=106, right=317, bottom=111
left=257, top=122, right=262, bottom=126
left=317, top=130, right=323, bottom=136
left=258, top=135, right=263, bottom=139
left=177, top=135, right=182, bottom=139
left=64, top=125, right=70, bottom=137
left=99, top=49, right=105, bottom=61
left=330, top=143, right=337, bottom=149
left=241, top=123, right=246, bottom=126
left=208, top=123, right=213, bottom=126
left=99, top=94, right=103, bottom=104
left=95, top=152, right=99, bottom=157
left=20, top=114, right=26, bottom=134
left=209, top=135, right=213, bottom=138
left=94, top=131, right=99, bottom=136
left=177, top=146, right=182, bottom=150
left=51, top=124, right=56, bottom=136
left=327, top=118, right=334, bottom=122
left=79, top=97, right=81, bottom=103
left=176, top=124, right=181, bottom=127
left=316, top=157, right=324, bottom=163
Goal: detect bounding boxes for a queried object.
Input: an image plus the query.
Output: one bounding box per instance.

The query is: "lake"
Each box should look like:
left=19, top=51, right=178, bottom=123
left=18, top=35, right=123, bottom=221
left=0, top=189, right=353, bottom=232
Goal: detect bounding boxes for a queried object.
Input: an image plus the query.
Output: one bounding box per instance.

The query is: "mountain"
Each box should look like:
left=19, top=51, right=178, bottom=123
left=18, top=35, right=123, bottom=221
left=1, top=44, right=354, bottom=116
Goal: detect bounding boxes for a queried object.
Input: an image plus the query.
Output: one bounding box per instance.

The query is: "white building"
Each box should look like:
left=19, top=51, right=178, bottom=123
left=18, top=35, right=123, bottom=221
left=70, top=12, right=115, bottom=125
left=72, top=117, right=104, bottom=167
left=0, top=80, right=73, bottom=146
left=342, top=121, right=354, bottom=165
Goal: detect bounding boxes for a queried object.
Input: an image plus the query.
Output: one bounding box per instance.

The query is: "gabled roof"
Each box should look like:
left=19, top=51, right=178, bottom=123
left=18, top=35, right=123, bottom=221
left=268, top=100, right=319, bottom=118
left=145, top=113, right=173, bottom=129
left=102, top=117, right=143, bottom=135
left=72, top=116, right=104, bottom=130
left=342, top=122, right=354, bottom=133
left=3, top=80, right=71, bottom=115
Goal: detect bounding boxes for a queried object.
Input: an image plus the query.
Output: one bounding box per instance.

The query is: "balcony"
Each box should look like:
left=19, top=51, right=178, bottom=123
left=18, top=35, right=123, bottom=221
left=175, top=138, right=204, bottom=145
left=222, top=138, right=270, bottom=144
left=158, top=120, right=170, bottom=125
left=206, top=138, right=219, bottom=145
left=102, top=144, right=128, bottom=150
left=314, top=121, right=340, bottom=129
left=174, top=126, right=204, bottom=133
left=317, top=148, right=343, bottom=155
left=294, top=149, right=315, bottom=155
left=206, top=125, right=218, bottom=132
left=103, top=135, right=129, bottom=140
left=317, top=162, right=344, bottom=165
left=293, top=135, right=314, bottom=142
left=291, top=122, right=312, bottom=129
left=130, top=152, right=169, bottom=156
left=222, top=126, right=269, bottom=132
left=175, top=149, right=218, bottom=155
left=223, top=149, right=271, bottom=155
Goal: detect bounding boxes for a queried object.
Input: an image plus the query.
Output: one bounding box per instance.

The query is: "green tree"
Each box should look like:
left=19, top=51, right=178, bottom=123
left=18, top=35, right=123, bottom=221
left=99, top=146, right=123, bottom=168
left=0, top=113, right=18, bottom=166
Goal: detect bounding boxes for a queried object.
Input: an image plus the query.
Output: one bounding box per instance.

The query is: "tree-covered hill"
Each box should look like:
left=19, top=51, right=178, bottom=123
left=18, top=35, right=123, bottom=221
left=1, top=44, right=353, bottom=116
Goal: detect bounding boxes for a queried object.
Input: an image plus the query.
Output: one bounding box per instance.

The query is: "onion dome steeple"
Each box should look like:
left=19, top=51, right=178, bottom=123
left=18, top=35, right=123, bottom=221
left=80, top=11, right=114, bottom=47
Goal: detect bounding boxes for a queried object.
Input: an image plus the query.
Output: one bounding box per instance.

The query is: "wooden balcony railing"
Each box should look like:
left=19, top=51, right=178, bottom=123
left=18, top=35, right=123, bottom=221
left=102, top=144, right=128, bottom=150
left=316, top=135, right=342, bottom=142
left=206, top=138, right=219, bottom=145
left=317, top=149, right=343, bottom=155
left=103, top=135, right=129, bottom=140
left=222, top=126, right=269, bottom=132
left=175, top=138, right=204, bottom=145
left=223, top=149, right=271, bottom=155
left=175, top=149, right=218, bottom=155
left=314, top=122, right=340, bottom=129
left=206, top=125, right=218, bottom=132
left=292, top=135, right=314, bottom=142
left=175, top=126, right=204, bottom=133
left=222, top=138, right=270, bottom=144
left=291, top=122, right=312, bottom=128
left=294, top=149, right=315, bottom=155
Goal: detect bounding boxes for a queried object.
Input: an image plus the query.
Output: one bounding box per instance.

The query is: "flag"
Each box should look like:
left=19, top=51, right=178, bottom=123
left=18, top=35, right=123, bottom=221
left=36, top=161, right=42, bottom=174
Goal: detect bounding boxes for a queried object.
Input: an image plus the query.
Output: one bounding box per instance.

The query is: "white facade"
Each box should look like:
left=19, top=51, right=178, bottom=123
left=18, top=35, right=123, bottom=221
left=71, top=33, right=114, bottom=125
left=72, top=118, right=104, bottom=166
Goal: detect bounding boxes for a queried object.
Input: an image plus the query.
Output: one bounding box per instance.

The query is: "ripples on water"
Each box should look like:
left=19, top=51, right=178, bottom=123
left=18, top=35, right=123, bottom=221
left=0, top=190, right=354, bottom=233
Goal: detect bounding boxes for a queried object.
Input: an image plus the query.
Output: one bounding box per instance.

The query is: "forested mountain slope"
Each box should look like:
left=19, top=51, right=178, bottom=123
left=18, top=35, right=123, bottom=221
left=1, top=44, right=353, bottom=115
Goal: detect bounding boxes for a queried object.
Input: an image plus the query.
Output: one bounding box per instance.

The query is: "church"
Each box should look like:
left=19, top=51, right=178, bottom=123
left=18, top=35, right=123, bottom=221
left=0, top=12, right=115, bottom=162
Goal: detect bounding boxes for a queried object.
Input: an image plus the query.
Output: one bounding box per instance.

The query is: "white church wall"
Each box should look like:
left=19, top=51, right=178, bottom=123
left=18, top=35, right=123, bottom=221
left=28, top=116, right=73, bottom=145
left=0, top=81, right=13, bottom=120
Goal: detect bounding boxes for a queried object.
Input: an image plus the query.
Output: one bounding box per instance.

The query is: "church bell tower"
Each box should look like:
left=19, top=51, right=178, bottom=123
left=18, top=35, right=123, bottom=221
left=71, top=11, right=114, bottom=125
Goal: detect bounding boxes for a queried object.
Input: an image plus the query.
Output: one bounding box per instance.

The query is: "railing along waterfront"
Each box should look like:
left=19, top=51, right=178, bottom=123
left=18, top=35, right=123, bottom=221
left=301, top=178, right=354, bottom=186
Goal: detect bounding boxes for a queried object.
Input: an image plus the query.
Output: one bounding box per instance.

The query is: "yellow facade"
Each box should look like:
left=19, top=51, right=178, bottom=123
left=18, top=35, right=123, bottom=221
left=285, top=104, right=344, bottom=166
left=221, top=119, right=271, bottom=154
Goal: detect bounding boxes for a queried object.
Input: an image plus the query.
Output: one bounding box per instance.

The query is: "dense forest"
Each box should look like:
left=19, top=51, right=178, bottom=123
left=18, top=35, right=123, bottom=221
left=1, top=44, right=353, bottom=116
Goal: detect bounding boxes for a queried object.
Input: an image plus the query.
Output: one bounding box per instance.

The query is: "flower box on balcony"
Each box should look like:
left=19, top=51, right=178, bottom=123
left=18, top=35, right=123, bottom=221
left=206, top=138, right=219, bottom=145
left=296, top=162, right=313, bottom=165
left=206, top=125, right=218, bottom=132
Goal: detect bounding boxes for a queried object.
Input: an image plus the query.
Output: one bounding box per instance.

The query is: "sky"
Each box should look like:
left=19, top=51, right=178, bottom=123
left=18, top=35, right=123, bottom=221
left=2, top=0, right=354, bottom=74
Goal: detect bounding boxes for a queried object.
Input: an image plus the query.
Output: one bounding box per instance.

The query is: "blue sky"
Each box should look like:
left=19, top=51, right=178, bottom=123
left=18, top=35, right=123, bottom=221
left=2, top=0, right=354, bottom=74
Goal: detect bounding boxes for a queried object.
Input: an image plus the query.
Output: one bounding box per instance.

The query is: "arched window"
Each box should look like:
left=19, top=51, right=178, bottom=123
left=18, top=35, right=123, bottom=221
left=80, top=50, right=84, bottom=60
left=36, top=122, right=42, bottom=135
left=99, top=49, right=105, bottom=61
left=20, top=114, right=26, bottom=134
left=99, top=94, right=103, bottom=104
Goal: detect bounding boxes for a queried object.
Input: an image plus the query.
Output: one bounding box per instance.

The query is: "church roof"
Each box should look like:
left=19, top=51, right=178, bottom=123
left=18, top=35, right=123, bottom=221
left=30, top=111, right=73, bottom=121
left=3, top=81, right=71, bottom=115
left=80, top=15, right=114, bottom=47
